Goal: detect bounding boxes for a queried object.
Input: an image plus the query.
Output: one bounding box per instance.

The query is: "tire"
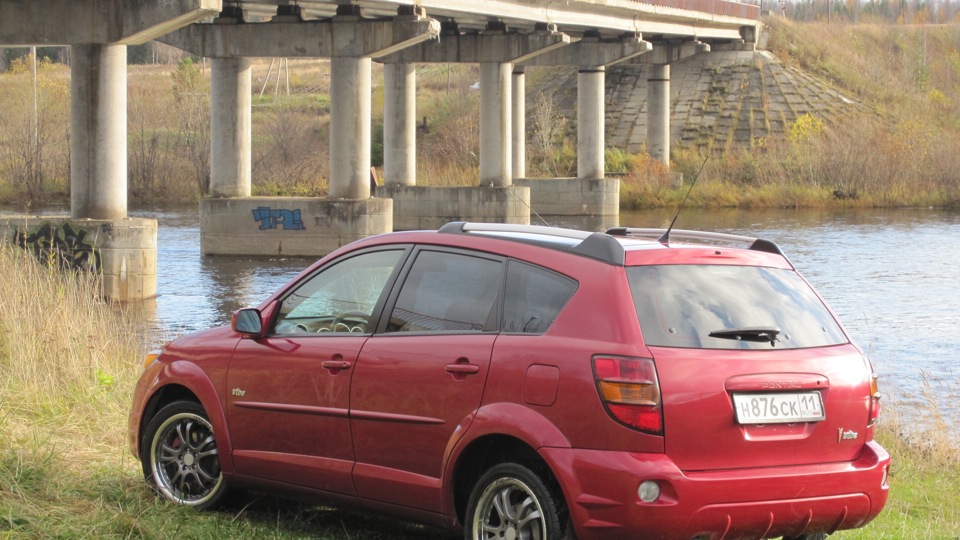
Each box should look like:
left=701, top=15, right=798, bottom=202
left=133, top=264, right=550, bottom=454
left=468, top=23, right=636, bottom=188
left=783, top=534, right=828, bottom=540
left=464, top=462, right=571, bottom=540
left=141, top=401, right=228, bottom=510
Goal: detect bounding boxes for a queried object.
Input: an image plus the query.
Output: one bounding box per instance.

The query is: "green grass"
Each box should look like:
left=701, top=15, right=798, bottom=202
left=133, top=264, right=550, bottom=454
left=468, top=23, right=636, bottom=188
left=0, top=244, right=958, bottom=539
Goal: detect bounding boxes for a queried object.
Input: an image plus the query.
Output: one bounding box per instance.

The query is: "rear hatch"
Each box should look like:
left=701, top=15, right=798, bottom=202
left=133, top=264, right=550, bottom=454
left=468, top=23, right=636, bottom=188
left=626, top=262, right=876, bottom=471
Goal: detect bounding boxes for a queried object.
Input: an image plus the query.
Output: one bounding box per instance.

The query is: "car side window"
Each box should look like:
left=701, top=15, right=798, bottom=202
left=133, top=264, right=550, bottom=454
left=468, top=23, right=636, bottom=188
left=274, top=249, right=403, bottom=334
left=501, top=260, right=577, bottom=334
left=386, top=250, right=502, bottom=333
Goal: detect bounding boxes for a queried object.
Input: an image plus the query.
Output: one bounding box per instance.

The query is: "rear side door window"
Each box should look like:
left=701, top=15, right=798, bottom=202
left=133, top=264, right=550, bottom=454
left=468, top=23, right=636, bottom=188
left=385, top=250, right=503, bottom=333
left=501, top=260, right=577, bottom=334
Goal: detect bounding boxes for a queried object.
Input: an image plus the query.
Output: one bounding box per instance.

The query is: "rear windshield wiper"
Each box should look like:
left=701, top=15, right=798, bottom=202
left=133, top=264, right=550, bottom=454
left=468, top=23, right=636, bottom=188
left=708, top=327, right=781, bottom=346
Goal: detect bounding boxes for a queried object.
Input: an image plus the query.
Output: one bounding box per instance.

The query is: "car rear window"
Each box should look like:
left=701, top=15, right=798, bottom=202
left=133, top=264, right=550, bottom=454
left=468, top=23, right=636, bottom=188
left=627, top=265, right=848, bottom=350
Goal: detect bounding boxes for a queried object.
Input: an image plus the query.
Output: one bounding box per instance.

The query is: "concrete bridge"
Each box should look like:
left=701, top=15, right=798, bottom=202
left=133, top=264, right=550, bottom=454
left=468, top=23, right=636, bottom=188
left=0, top=0, right=759, bottom=300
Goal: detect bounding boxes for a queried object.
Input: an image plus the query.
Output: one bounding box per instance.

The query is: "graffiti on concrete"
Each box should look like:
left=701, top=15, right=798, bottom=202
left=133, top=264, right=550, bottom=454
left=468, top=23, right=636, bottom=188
left=13, top=222, right=101, bottom=272
left=252, top=207, right=306, bottom=231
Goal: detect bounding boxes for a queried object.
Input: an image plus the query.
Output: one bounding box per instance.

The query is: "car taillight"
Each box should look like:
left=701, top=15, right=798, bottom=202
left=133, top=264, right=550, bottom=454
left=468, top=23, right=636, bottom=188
left=593, top=355, right=663, bottom=435
left=868, top=370, right=881, bottom=426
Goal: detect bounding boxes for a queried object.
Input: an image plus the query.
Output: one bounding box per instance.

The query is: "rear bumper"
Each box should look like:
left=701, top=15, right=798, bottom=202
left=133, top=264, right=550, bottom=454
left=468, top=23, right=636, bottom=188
left=541, top=440, right=890, bottom=540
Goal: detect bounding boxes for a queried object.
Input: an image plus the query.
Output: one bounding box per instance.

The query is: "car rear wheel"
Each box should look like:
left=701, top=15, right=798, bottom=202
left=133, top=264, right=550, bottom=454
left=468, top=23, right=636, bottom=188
left=141, top=401, right=227, bottom=510
left=465, top=462, right=572, bottom=540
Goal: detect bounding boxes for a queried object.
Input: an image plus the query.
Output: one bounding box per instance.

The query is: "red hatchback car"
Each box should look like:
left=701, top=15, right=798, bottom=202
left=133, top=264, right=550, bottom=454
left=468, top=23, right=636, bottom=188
left=129, top=222, right=890, bottom=540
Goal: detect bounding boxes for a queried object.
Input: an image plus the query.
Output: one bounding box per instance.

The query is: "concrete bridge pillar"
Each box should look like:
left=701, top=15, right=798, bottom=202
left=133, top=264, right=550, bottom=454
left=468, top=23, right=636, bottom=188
left=211, top=57, right=252, bottom=197
left=511, top=66, right=526, bottom=179
left=647, top=63, right=671, bottom=165
left=384, top=62, right=417, bottom=186
left=70, top=44, right=127, bottom=220
left=577, top=66, right=605, bottom=179
left=629, top=41, right=708, bottom=167
left=330, top=55, right=373, bottom=199
left=480, top=61, right=513, bottom=187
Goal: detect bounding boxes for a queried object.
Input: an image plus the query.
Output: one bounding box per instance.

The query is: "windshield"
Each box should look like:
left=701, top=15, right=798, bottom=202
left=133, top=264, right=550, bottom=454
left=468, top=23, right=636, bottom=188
left=627, top=265, right=848, bottom=350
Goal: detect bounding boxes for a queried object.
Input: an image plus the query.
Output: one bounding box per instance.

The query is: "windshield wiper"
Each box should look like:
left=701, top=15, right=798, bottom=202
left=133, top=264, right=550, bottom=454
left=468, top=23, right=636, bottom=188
left=708, top=327, right=781, bottom=347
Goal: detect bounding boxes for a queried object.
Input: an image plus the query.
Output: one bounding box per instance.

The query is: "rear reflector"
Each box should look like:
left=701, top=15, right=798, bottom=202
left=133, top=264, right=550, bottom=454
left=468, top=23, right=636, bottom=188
left=868, top=370, right=881, bottom=426
left=593, top=356, right=663, bottom=434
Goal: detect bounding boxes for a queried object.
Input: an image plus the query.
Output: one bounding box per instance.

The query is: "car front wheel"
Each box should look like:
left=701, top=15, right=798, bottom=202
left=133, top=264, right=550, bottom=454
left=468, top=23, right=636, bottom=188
left=141, top=401, right=227, bottom=510
left=465, top=462, right=571, bottom=540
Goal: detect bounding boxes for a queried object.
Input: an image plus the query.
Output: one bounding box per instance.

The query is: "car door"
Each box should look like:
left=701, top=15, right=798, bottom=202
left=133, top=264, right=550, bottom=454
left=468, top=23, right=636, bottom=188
left=226, top=248, right=407, bottom=495
left=350, top=248, right=504, bottom=512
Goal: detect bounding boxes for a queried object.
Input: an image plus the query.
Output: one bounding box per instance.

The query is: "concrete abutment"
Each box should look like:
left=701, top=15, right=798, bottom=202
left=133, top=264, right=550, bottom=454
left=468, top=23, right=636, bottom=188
left=200, top=197, right=392, bottom=256
left=0, top=217, right=157, bottom=302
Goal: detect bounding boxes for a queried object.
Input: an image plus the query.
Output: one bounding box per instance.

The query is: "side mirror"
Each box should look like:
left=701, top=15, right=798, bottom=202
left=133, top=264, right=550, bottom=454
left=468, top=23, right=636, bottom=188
left=232, top=308, right=264, bottom=336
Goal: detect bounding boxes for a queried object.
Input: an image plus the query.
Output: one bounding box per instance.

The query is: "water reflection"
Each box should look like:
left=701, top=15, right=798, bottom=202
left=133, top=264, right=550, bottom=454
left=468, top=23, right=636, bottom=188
left=132, top=207, right=959, bottom=421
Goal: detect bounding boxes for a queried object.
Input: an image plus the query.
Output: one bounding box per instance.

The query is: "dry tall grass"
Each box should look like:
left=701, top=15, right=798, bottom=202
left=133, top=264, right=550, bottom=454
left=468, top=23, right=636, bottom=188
left=0, top=245, right=144, bottom=473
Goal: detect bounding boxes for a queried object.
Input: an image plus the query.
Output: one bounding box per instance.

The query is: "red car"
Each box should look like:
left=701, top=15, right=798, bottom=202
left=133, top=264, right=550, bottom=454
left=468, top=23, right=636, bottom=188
left=129, top=222, right=890, bottom=540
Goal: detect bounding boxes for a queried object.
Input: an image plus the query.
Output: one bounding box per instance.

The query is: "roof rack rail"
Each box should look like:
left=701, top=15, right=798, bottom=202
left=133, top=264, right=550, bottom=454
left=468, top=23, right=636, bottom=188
left=605, top=227, right=785, bottom=257
left=439, top=221, right=625, bottom=265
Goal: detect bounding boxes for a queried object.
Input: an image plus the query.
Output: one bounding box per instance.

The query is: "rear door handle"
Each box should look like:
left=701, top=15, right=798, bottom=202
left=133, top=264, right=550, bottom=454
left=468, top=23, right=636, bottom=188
left=444, top=364, right=480, bottom=375
left=445, top=359, right=480, bottom=381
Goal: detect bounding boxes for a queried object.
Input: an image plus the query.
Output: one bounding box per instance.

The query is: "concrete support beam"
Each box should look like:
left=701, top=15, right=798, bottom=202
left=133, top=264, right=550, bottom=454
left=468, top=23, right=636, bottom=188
left=519, top=36, right=652, bottom=68
left=160, top=15, right=441, bottom=58
left=384, top=63, right=417, bottom=186
left=379, top=31, right=570, bottom=65
left=330, top=55, right=373, bottom=199
left=577, top=67, right=605, bottom=180
left=70, top=43, right=127, bottom=220
left=511, top=66, right=526, bottom=179
left=210, top=57, right=252, bottom=198
left=627, top=40, right=710, bottom=65
left=480, top=62, right=513, bottom=187
left=0, top=0, right=220, bottom=45
left=647, top=64, right=671, bottom=166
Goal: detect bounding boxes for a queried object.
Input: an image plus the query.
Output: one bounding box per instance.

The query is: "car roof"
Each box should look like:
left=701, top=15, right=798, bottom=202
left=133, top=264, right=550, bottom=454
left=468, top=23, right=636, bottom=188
left=433, top=221, right=789, bottom=267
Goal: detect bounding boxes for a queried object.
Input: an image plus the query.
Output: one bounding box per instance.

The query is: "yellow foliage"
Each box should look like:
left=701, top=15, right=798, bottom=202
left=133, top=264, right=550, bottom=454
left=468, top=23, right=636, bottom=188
left=787, top=113, right=826, bottom=144
left=928, top=88, right=949, bottom=108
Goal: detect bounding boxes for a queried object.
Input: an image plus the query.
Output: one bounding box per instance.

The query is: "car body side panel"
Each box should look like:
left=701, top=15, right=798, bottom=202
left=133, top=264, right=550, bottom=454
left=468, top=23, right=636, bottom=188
left=226, top=334, right=363, bottom=495
left=351, top=333, right=496, bottom=512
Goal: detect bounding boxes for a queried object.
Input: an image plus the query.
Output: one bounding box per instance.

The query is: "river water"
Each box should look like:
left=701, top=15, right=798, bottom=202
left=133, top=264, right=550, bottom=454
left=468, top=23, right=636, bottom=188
left=134, top=207, right=958, bottom=420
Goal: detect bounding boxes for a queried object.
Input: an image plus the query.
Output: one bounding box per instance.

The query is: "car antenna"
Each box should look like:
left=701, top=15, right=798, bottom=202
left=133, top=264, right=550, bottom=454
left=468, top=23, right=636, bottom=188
left=658, top=155, right=708, bottom=246
left=508, top=186, right=551, bottom=227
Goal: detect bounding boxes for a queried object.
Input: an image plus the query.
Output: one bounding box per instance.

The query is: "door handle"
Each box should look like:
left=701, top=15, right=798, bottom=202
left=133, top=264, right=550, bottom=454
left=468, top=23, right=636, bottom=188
left=444, top=364, right=480, bottom=374
left=321, top=360, right=352, bottom=371
left=445, top=359, right=480, bottom=381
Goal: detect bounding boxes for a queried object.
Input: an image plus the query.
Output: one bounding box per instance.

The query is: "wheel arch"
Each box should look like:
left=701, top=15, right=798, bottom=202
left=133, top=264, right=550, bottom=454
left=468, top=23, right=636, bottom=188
left=136, top=361, right=234, bottom=474
left=446, top=403, right=571, bottom=526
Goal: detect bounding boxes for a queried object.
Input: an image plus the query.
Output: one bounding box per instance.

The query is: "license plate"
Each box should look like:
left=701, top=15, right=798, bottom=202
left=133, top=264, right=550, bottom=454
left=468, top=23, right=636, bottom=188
left=732, top=392, right=825, bottom=424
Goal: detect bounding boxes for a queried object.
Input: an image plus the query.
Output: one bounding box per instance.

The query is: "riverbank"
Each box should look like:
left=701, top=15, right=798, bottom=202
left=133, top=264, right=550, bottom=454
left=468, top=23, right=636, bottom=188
left=1, top=236, right=958, bottom=538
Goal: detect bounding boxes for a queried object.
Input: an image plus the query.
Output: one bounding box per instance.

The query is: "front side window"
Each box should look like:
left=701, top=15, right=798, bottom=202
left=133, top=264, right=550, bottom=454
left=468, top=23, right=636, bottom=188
left=628, top=264, right=848, bottom=350
left=387, top=251, right=502, bottom=333
left=501, top=261, right=577, bottom=334
left=274, top=250, right=403, bottom=334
